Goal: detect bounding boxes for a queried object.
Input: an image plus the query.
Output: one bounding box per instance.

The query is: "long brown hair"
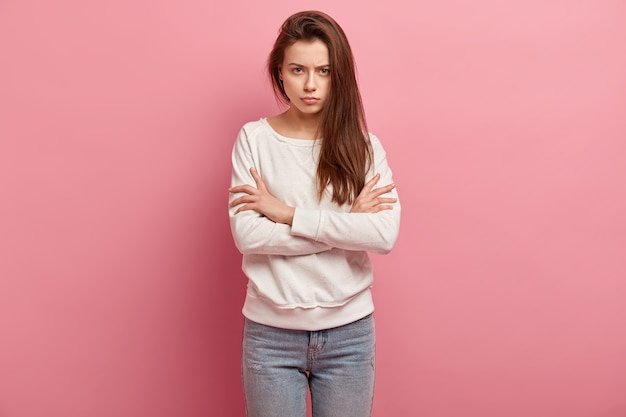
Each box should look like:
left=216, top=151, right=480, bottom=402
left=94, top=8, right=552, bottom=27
left=268, top=11, right=372, bottom=206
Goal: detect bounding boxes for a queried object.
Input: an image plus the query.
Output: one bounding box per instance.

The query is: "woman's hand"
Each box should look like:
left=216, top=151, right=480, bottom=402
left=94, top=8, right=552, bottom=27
left=350, top=173, right=397, bottom=213
left=229, top=167, right=295, bottom=225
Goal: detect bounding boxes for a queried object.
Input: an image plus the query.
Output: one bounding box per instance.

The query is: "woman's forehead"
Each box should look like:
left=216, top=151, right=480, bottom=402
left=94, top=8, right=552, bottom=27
left=283, top=39, right=329, bottom=66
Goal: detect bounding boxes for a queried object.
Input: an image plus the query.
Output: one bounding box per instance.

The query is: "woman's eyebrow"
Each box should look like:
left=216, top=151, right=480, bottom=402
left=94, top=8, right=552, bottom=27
left=286, top=62, right=330, bottom=68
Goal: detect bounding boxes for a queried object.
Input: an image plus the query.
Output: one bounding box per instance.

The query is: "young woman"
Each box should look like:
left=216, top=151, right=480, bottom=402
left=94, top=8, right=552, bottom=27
left=228, top=10, right=401, bottom=417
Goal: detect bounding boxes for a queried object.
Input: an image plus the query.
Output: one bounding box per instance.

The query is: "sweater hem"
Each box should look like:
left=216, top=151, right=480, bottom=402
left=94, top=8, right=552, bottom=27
left=242, top=289, right=375, bottom=331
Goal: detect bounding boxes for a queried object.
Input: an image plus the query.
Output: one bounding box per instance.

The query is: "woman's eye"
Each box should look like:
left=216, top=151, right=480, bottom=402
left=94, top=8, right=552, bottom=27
left=320, top=68, right=330, bottom=75
left=292, top=68, right=303, bottom=73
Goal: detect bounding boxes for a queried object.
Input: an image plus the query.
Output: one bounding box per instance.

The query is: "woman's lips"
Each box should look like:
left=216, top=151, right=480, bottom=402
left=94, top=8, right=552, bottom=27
left=301, top=97, right=319, bottom=105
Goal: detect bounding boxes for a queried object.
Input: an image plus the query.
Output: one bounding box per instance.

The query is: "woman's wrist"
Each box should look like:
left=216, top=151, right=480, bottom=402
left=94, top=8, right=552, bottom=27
left=283, top=206, right=295, bottom=226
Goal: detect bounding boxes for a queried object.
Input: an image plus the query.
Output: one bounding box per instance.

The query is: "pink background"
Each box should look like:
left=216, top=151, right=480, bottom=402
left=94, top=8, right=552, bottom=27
left=1, top=0, right=625, bottom=416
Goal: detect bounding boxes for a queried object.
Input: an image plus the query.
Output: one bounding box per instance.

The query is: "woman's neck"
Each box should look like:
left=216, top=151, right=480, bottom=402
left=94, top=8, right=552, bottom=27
left=268, top=108, right=322, bottom=140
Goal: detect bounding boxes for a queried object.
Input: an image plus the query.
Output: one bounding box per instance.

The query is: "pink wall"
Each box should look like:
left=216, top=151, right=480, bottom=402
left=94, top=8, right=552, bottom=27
left=1, top=1, right=625, bottom=416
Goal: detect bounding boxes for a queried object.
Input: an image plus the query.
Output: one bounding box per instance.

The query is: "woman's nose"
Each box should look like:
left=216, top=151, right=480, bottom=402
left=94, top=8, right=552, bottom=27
left=304, top=75, right=317, bottom=91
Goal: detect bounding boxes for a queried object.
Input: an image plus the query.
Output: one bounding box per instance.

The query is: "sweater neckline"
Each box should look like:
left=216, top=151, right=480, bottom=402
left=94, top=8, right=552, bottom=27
left=260, top=118, right=323, bottom=146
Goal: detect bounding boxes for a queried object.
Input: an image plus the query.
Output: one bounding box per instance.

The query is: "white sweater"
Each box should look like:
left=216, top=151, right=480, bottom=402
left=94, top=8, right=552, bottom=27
left=229, top=118, right=401, bottom=330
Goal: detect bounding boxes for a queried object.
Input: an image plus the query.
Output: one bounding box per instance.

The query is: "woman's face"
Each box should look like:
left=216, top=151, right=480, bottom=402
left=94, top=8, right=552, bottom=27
left=279, top=39, right=331, bottom=116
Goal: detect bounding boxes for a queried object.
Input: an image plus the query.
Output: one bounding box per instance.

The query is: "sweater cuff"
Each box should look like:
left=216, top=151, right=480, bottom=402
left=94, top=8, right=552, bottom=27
left=291, top=207, right=322, bottom=240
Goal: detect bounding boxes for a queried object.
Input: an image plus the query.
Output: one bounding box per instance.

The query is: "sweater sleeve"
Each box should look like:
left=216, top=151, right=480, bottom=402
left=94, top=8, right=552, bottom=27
left=229, top=126, right=332, bottom=256
left=290, top=135, right=401, bottom=254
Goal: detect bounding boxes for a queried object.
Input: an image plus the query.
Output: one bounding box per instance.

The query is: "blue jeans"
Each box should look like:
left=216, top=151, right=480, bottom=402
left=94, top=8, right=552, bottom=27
left=242, top=314, right=376, bottom=417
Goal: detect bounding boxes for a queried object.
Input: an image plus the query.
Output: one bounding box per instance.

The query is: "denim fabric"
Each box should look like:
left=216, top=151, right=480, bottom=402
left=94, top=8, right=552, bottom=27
left=242, top=314, right=376, bottom=417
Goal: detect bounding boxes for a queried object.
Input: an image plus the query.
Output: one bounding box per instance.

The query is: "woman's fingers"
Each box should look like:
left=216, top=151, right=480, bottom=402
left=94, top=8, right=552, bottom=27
left=228, top=168, right=264, bottom=196
left=361, top=174, right=394, bottom=197
left=235, top=204, right=258, bottom=215
left=377, top=197, right=397, bottom=205
left=361, top=197, right=397, bottom=211
left=362, top=173, right=380, bottom=192
left=229, top=168, right=265, bottom=209
left=229, top=172, right=262, bottom=210
left=229, top=194, right=258, bottom=208
left=229, top=184, right=257, bottom=195
left=372, top=205, right=394, bottom=212
left=229, top=168, right=294, bottom=224
left=250, top=167, right=267, bottom=191
left=350, top=174, right=396, bottom=213
left=370, top=183, right=395, bottom=198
